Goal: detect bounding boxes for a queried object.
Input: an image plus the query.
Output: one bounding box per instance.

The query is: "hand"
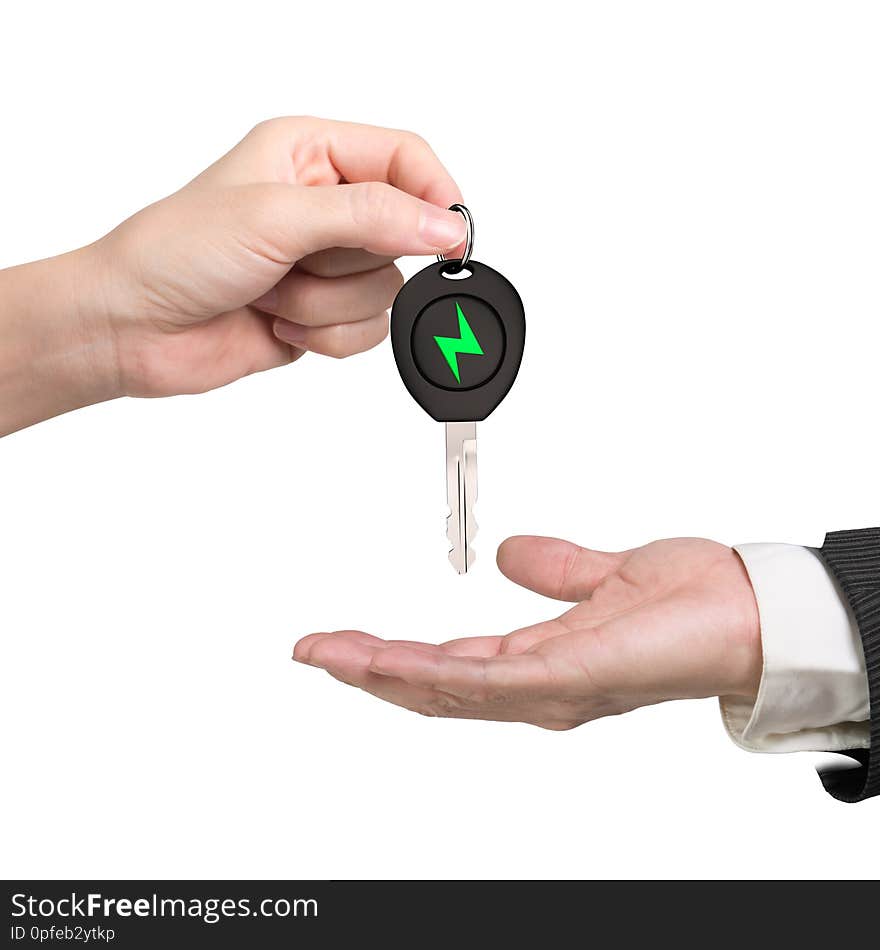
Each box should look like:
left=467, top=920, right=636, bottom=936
left=1, top=117, right=465, bottom=434
left=97, top=117, right=464, bottom=397
left=293, top=536, right=762, bottom=729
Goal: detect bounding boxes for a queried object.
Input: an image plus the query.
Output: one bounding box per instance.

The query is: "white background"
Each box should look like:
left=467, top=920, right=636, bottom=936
left=1, top=0, right=878, bottom=880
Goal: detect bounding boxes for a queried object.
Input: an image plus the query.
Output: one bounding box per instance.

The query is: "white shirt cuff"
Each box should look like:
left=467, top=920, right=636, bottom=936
left=720, top=543, right=870, bottom=753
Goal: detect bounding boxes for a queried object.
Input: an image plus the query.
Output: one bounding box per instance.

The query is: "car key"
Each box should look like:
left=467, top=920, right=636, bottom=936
left=391, top=205, right=525, bottom=573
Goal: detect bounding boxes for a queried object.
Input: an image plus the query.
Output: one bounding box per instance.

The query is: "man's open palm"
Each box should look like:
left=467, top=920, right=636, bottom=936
left=294, top=536, right=762, bottom=729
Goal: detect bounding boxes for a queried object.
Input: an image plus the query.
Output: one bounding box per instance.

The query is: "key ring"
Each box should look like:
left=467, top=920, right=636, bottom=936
left=436, top=203, right=474, bottom=273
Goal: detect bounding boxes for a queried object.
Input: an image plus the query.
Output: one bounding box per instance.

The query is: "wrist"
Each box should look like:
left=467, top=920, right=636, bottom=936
left=0, top=245, right=122, bottom=436
left=724, top=549, right=764, bottom=700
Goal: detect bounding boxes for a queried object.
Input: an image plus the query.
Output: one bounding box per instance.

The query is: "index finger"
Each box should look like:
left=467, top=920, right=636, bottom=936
left=213, top=117, right=463, bottom=208
left=321, top=119, right=463, bottom=207
left=321, top=120, right=466, bottom=260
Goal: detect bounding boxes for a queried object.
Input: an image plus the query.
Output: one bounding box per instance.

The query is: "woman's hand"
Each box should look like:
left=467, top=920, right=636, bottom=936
left=294, top=536, right=763, bottom=729
left=99, top=117, right=465, bottom=396
left=1, top=117, right=464, bottom=434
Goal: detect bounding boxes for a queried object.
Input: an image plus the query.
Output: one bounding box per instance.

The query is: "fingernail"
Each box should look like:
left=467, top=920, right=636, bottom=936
left=274, top=318, right=307, bottom=345
left=253, top=287, right=279, bottom=312
left=418, top=205, right=466, bottom=251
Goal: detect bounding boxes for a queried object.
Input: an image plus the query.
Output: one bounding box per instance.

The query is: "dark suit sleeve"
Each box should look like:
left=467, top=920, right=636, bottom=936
left=817, top=528, right=880, bottom=802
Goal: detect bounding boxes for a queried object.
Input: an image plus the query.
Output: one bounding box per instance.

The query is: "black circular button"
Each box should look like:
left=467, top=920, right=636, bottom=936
left=410, top=294, right=506, bottom=391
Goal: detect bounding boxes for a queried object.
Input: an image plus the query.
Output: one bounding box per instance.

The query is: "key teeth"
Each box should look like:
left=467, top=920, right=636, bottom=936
left=446, top=511, right=478, bottom=574
left=467, top=512, right=479, bottom=570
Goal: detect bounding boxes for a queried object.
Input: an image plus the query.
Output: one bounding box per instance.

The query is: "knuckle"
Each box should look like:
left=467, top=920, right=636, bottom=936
left=249, top=117, right=278, bottom=138
left=370, top=268, right=404, bottom=314
left=401, top=128, right=430, bottom=151
left=246, top=117, right=287, bottom=146
left=249, top=115, right=311, bottom=139
left=384, top=265, right=405, bottom=302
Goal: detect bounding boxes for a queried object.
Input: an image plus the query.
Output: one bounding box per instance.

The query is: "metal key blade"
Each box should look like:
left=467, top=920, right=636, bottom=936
left=445, top=421, right=478, bottom=574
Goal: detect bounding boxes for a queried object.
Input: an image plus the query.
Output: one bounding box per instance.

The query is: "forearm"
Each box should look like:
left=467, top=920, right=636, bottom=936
left=0, top=246, right=120, bottom=436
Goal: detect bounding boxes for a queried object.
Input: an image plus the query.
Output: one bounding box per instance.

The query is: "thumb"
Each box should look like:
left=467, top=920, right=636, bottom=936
left=266, top=181, right=467, bottom=260
left=497, top=535, right=628, bottom=602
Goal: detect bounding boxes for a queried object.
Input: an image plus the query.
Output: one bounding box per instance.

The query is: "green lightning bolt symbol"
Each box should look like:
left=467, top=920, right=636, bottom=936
left=434, top=301, right=483, bottom=384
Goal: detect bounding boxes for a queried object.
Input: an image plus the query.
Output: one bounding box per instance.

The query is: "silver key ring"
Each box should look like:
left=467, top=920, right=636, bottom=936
left=436, top=203, right=474, bottom=272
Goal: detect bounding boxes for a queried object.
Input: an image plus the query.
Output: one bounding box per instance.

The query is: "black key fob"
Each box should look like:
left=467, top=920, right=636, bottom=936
left=391, top=258, right=525, bottom=422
